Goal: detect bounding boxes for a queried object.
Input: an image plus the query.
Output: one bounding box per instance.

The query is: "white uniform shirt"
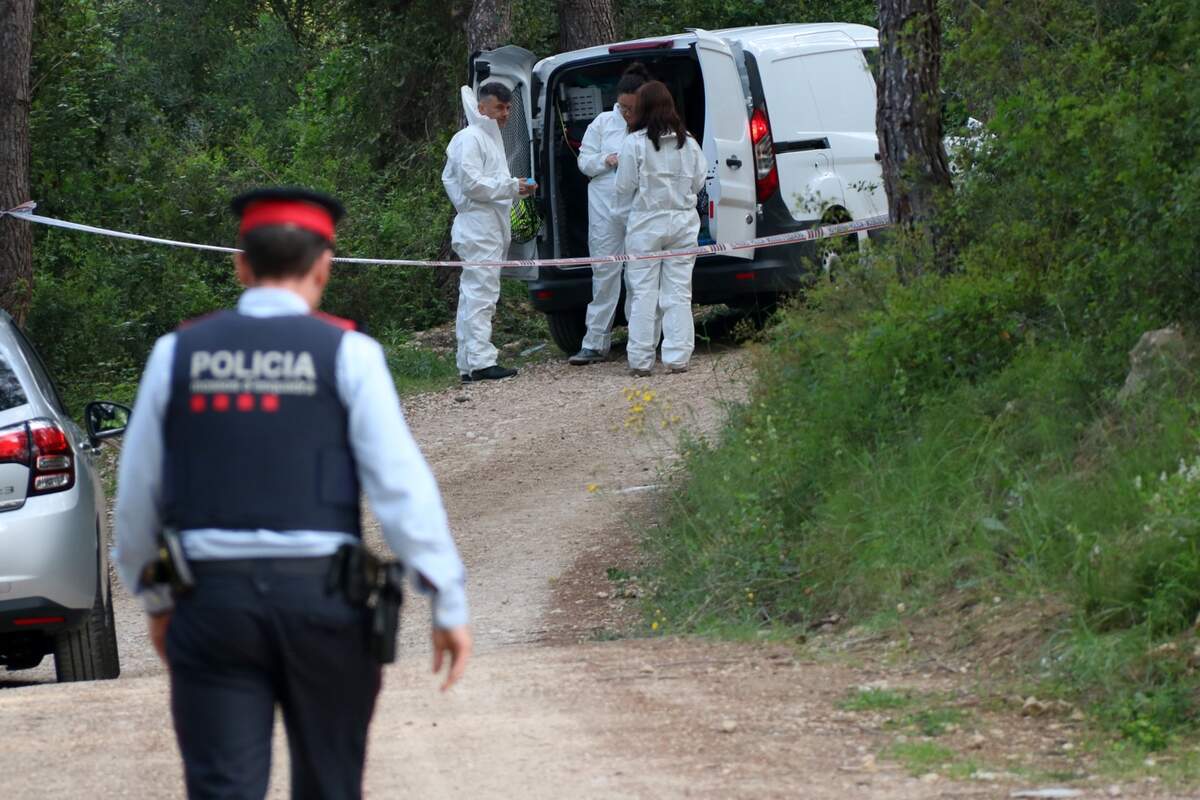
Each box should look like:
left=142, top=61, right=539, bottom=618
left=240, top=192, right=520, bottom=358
left=113, top=287, right=469, bottom=629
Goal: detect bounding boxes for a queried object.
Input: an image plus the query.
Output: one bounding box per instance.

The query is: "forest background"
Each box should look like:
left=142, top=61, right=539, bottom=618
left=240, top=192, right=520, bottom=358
left=16, top=0, right=1200, bottom=767
left=23, top=0, right=875, bottom=398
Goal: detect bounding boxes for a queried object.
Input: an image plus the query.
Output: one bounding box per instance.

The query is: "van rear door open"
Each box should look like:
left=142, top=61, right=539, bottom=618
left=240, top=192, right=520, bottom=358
left=694, top=30, right=756, bottom=261
left=470, top=46, right=538, bottom=272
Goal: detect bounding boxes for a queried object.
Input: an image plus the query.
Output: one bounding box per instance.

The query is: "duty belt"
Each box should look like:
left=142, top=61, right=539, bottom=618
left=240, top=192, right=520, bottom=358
left=325, top=543, right=405, bottom=664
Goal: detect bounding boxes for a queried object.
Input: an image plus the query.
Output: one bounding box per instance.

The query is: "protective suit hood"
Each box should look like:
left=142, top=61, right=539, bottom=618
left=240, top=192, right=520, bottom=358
left=460, top=86, right=505, bottom=151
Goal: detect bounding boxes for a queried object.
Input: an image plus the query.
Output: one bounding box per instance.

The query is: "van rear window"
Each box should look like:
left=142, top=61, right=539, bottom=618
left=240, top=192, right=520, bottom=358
left=0, top=358, right=27, bottom=412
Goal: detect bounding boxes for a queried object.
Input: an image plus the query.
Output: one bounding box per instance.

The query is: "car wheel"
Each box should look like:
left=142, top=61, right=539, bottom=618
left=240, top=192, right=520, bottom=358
left=547, top=309, right=586, bottom=355
left=54, top=576, right=120, bottom=682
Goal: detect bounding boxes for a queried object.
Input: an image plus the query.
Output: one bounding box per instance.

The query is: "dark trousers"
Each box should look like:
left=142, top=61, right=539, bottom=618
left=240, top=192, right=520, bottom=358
left=166, top=558, right=381, bottom=800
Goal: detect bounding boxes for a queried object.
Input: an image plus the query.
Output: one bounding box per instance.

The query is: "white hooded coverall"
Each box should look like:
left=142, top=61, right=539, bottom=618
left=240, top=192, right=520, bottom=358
left=614, top=130, right=707, bottom=371
left=442, top=87, right=522, bottom=375
left=577, top=105, right=631, bottom=354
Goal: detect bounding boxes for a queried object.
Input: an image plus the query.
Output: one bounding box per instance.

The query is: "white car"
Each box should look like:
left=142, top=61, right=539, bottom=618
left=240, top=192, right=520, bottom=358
left=472, top=22, right=886, bottom=352
left=0, top=310, right=129, bottom=682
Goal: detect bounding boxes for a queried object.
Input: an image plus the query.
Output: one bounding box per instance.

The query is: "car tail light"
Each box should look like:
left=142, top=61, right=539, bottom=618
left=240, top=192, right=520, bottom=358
left=0, top=419, right=74, bottom=497
left=0, top=423, right=29, bottom=464
left=749, top=108, right=779, bottom=201
left=29, top=420, right=74, bottom=494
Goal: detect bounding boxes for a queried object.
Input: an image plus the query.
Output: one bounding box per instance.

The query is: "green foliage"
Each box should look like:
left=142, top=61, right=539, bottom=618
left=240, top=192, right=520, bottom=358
left=904, top=707, right=968, bottom=738
left=618, top=0, right=876, bottom=36
left=838, top=688, right=916, bottom=712
left=24, top=0, right=877, bottom=407
left=648, top=254, right=1200, bottom=733
left=639, top=0, right=1200, bottom=742
left=885, top=741, right=958, bottom=776
left=26, top=0, right=470, bottom=401
left=942, top=0, right=1200, bottom=349
left=375, top=327, right=460, bottom=396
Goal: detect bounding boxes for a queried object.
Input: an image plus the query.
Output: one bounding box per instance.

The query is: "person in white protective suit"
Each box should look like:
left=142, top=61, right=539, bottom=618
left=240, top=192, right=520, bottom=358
left=442, top=82, right=537, bottom=382
left=613, top=81, right=707, bottom=376
left=567, top=64, right=651, bottom=366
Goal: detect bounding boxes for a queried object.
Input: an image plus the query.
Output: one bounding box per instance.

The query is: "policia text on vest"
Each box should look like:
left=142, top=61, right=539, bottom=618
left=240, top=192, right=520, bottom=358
left=187, top=347, right=319, bottom=396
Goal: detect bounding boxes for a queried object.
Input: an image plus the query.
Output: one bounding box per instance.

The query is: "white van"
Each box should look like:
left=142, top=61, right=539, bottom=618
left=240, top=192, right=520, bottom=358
left=471, top=23, right=885, bottom=353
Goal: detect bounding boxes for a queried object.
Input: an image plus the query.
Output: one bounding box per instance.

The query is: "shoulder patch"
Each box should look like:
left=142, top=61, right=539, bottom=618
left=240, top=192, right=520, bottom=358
left=311, top=311, right=359, bottom=332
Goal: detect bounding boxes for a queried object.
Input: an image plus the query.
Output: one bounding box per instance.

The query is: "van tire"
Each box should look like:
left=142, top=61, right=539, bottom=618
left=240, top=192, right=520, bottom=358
left=547, top=309, right=587, bottom=354
left=54, top=579, right=120, bottom=682
left=817, top=208, right=856, bottom=281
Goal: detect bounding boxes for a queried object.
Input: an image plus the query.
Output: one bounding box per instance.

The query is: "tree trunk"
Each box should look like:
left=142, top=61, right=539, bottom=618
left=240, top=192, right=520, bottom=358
left=0, top=0, right=35, bottom=324
left=557, top=0, right=616, bottom=52
left=467, top=0, right=511, bottom=55
left=875, top=0, right=954, bottom=277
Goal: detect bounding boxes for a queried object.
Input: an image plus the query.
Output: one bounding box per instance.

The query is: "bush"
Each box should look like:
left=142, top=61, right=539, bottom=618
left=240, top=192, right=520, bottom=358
left=648, top=253, right=1200, bottom=732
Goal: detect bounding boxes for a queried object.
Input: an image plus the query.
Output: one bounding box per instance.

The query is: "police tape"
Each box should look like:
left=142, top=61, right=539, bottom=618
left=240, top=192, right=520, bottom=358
left=1, top=201, right=892, bottom=269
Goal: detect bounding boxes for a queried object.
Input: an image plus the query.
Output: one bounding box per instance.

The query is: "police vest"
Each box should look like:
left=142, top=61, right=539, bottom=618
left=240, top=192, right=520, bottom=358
left=162, top=310, right=361, bottom=535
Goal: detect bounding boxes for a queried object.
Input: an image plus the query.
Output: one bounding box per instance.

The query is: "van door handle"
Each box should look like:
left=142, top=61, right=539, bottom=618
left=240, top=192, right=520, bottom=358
left=725, top=156, right=742, bottom=169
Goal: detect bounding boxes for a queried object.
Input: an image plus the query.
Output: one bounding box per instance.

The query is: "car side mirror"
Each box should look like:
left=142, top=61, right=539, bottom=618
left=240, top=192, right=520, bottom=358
left=84, top=401, right=132, bottom=445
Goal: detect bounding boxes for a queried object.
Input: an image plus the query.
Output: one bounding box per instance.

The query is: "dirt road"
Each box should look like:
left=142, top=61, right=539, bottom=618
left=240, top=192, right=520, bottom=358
left=0, top=348, right=1189, bottom=798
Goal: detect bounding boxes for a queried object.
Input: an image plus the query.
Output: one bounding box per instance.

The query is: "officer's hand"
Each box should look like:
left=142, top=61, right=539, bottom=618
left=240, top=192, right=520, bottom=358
left=431, top=625, right=472, bottom=692
left=605, top=153, right=619, bottom=169
left=517, top=180, right=537, bottom=197
left=148, top=611, right=172, bottom=665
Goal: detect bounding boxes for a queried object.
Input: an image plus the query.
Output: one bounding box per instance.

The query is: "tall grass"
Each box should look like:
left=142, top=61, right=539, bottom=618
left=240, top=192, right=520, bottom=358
left=646, top=257, right=1200, bottom=741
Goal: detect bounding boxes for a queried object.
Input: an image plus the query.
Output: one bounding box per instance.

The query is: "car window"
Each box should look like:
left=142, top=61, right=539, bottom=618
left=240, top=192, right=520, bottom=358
left=0, top=354, right=28, bottom=412
left=8, top=325, right=66, bottom=415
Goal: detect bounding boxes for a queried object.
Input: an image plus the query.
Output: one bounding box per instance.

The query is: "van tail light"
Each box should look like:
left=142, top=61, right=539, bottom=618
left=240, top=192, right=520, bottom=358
left=0, top=419, right=74, bottom=497
left=609, top=40, right=673, bottom=53
left=749, top=108, right=779, bottom=201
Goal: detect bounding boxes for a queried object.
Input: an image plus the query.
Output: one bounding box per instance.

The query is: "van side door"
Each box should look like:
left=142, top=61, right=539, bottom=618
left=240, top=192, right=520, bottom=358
left=694, top=30, right=756, bottom=261
left=760, top=44, right=885, bottom=223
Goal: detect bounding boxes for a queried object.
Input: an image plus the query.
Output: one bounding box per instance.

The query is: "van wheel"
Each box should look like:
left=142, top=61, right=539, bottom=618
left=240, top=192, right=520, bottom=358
left=728, top=293, right=781, bottom=328
left=54, top=579, right=120, bottom=682
left=817, top=209, right=856, bottom=281
left=547, top=309, right=586, bottom=355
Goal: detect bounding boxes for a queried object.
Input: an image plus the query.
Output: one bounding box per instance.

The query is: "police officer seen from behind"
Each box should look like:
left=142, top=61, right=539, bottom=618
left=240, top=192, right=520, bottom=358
left=113, top=188, right=472, bottom=800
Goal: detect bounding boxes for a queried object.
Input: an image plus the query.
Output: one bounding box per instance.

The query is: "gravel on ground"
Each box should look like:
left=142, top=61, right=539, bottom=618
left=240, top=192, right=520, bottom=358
left=0, top=346, right=1192, bottom=799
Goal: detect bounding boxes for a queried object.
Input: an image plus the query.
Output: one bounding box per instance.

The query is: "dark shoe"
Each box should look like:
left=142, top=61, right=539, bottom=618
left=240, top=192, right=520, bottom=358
left=568, top=348, right=606, bottom=366
left=468, top=365, right=518, bottom=381
left=629, top=367, right=653, bottom=378
left=667, top=364, right=689, bottom=374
